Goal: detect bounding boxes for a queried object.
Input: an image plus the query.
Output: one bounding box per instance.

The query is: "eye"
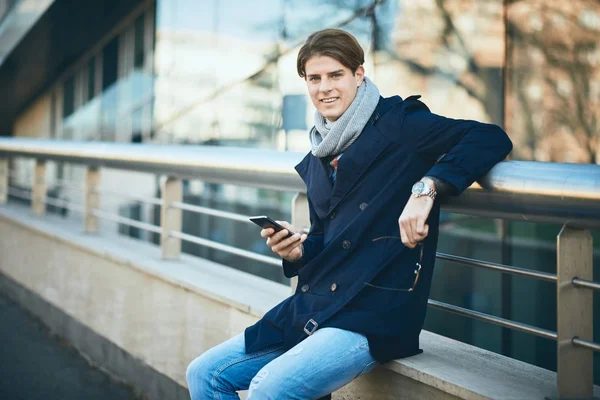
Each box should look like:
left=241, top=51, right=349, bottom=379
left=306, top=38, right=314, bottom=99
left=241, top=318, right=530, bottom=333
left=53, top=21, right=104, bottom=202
left=332, top=73, right=342, bottom=78
left=309, top=77, right=320, bottom=82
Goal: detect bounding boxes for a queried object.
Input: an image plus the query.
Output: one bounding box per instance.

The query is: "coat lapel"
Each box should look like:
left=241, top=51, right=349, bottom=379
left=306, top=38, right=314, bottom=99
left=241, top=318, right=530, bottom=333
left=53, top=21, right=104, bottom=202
left=295, top=153, right=333, bottom=220
left=328, top=122, right=390, bottom=214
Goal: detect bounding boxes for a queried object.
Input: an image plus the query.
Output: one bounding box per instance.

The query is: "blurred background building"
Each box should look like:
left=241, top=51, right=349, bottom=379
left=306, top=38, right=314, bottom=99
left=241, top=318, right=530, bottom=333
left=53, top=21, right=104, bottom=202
left=1, top=0, right=599, bottom=383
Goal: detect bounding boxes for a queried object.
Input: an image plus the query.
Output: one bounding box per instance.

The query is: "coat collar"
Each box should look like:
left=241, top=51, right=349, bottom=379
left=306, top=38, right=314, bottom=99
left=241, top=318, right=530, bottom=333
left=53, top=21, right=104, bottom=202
left=295, top=96, right=403, bottom=219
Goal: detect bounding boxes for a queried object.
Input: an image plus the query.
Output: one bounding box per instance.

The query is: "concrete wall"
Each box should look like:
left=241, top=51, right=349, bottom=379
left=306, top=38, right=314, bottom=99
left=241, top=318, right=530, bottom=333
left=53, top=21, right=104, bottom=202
left=0, top=203, right=587, bottom=400
left=13, top=91, right=53, bottom=139
left=11, top=92, right=56, bottom=188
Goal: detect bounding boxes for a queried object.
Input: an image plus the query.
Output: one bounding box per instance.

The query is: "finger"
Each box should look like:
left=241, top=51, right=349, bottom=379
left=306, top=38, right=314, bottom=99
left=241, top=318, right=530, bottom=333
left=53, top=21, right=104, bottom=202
left=409, top=218, right=419, bottom=248
left=400, top=219, right=411, bottom=247
left=421, top=224, right=429, bottom=239
left=408, top=216, right=419, bottom=247
left=277, top=220, right=297, bottom=235
left=272, top=229, right=292, bottom=243
left=276, top=220, right=290, bottom=229
left=281, top=234, right=307, bottom=258
left=413, top=224, right=430, bottom=243
left=272, top=232, right=302, bottom=252
left=416, top=214, right=425, bottom=236
left=266, top=229, right=289, bottom=248
left=260, top=228, right=275, bottom=238
left=276, top=238, right=302, bottom=257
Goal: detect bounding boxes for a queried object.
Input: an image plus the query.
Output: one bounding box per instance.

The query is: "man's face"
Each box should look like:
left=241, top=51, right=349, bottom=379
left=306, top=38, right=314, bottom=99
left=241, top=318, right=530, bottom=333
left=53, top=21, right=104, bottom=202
left=304, top=55, right=364, bottom=122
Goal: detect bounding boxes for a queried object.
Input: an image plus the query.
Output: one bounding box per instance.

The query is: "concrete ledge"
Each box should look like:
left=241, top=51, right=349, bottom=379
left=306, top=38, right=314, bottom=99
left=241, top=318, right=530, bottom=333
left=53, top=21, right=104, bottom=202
left=1, top=203, right=598, bottom=400
left=0, top=204, right=290, bottom=318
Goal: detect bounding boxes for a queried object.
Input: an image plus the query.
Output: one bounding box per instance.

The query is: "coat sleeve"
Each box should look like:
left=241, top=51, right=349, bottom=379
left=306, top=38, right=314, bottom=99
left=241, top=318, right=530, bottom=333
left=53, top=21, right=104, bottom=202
left=282, top=196, right=325, bottom=278
left=406, top=108, right=513, bottom=195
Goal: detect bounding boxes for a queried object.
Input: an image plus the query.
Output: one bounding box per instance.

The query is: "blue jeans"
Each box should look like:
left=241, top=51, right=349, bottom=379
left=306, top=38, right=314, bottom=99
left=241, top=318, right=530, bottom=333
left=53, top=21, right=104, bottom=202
left=186, top=327, right=378, bottom=400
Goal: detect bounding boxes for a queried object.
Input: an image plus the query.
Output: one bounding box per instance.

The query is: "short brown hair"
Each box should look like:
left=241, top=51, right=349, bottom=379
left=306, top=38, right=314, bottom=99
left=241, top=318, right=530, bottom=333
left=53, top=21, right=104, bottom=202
left=296, top=29, right=365, bottom=78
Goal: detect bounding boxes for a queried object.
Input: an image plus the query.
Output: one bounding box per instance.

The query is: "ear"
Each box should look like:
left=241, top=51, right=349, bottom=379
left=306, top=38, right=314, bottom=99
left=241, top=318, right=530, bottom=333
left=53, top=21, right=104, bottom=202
left=355, top=65, right=365, bottom=87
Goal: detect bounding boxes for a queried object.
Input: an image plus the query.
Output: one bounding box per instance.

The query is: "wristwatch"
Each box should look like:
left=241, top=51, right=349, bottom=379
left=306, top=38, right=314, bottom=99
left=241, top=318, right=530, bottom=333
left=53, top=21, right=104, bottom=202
left=411, top=180, right=437, bottom=200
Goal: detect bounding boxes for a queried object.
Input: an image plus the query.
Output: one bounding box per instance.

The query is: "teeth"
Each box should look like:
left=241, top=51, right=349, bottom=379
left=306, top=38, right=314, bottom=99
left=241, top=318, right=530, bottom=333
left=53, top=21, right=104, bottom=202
left=321, top=98, right=337, bottom=103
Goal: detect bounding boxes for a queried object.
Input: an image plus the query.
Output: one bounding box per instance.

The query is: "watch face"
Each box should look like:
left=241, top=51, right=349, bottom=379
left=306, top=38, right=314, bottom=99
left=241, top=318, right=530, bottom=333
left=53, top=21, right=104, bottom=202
left=411, top=181, right=425, bottom=194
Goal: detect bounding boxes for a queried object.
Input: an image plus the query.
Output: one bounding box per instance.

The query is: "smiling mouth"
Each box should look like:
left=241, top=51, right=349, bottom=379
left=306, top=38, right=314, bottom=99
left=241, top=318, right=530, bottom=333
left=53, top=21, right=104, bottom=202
left=320, top=97, right=338, bottom=104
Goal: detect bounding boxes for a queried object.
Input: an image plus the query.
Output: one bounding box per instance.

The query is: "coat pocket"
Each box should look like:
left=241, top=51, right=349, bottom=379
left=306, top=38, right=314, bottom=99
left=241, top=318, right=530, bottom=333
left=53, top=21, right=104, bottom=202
left=365, top=243, right=424, bottom=292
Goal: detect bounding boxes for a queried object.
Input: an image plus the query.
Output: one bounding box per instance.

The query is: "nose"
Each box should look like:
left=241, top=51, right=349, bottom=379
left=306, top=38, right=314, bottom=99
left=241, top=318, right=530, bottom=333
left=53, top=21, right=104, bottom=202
left=319, top=78, right=332, bottom=93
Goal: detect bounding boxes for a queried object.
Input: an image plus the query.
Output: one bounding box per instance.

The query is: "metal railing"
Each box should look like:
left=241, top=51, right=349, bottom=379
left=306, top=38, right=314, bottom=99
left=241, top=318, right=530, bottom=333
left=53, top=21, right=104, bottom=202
left=0, top=137, right=599, bottom=399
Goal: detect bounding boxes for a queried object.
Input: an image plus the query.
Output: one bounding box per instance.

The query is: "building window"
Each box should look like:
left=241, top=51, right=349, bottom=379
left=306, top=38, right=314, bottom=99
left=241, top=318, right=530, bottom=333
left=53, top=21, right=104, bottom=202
left=63, top=75, right=75, bottom=118
left=102, top=37, right=119, bottom=92
left=87, top=57, right=96, bottom=102
left=134, top=14, right=145, bottom=69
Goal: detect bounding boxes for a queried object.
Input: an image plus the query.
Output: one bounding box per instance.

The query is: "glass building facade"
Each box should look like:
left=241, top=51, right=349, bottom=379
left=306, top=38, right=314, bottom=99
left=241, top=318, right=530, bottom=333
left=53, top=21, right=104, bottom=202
left=5, top=0, right=600, bottom=383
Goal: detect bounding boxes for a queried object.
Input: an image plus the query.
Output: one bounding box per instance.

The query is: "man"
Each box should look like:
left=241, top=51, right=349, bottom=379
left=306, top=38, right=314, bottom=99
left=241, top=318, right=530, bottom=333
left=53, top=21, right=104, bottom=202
left=186, top=28, right=512, bottom=399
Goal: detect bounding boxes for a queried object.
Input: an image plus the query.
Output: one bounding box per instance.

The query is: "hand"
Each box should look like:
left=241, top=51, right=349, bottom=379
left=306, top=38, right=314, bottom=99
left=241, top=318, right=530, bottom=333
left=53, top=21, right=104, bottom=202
left=260, top=221, right=307, bottom=261
left=398, top=195, right=434, bottom=248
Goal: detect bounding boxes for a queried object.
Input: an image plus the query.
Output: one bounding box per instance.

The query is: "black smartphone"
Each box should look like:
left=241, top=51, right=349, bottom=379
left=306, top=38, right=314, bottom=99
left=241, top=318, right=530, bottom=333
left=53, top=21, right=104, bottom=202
left=249, top=215, right=295, bottom=239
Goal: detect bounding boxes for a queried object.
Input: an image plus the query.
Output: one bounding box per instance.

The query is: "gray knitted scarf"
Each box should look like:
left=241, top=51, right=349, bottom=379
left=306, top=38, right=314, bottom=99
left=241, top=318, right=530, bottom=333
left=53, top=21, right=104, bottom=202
left=310, top=76, right=380, bottom=158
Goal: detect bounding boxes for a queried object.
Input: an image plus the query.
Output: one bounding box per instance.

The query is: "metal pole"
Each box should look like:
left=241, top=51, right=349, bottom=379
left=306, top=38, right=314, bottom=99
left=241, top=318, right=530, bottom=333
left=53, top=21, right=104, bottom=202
left=32, top=160, right=46, bottom=216
left=497, top=218, right=513, bottom=357
left=85, top=167, right=100, bottom=233
left=556, top=225, right=593, bottom=398
left=161, top=176, right=181, bottom=259
left=290, top=192, right=309, bottom=293
left=0, top=157, right=7, bottom=204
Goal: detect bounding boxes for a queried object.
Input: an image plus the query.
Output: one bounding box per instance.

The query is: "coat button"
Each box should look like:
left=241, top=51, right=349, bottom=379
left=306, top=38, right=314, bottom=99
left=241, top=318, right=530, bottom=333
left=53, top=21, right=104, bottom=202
left=359, top=202, right=368, bottom=210
left=301, top=284, right=309, bottom=293
left=342, top=240, right=351, bottom=249
left=329, top=212, right=336, bottom=220
left=330, top=283, right=337, bottom=292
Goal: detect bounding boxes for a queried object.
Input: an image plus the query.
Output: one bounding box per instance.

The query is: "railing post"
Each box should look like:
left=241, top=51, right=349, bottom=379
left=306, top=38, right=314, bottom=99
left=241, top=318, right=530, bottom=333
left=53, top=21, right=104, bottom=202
left=291, top=192, right=310, bottom=293
left=556, top=225, right=593, bottom=399
left=0, top=157, right=7, bottom=204
left=161, top=176, right=182, bottom=259
left=32, top=160, right=46, bottom=216
left=85, top=167, right=100, bottom=233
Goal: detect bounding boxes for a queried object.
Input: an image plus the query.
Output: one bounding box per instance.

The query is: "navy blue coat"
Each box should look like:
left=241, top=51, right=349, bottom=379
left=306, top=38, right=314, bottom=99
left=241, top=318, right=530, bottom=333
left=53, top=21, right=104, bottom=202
left=245, top=95, right=513, bottom=363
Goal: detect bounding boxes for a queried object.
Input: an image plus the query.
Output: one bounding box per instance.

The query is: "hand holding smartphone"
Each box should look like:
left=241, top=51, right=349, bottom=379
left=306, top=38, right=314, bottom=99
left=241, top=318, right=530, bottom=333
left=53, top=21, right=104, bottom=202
left=250, top=215, right=305, bottom=262
left=249, top=216, right=295, bottom=239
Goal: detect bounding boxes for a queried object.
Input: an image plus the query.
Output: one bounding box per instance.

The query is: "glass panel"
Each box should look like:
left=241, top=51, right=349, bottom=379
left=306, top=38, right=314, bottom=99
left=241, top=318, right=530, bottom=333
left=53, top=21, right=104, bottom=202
left=87, top=57, right=95, bottom=102
left=102, top=38, right=119, bottom=91
left=99, top=37, right=119, bottom=141
left=62, top=75, right=75, bottom=119
left=134, top=14, right=145, bottom=69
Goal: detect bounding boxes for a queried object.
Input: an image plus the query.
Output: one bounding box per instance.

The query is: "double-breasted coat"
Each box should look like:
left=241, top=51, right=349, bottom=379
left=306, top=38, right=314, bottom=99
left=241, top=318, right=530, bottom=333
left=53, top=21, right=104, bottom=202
left=245, top=95, right=513, bottom=363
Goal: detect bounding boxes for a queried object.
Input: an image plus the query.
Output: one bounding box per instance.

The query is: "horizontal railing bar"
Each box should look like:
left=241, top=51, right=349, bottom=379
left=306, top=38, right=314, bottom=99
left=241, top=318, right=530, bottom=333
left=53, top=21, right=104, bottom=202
left=44, top=197, right=85, bottom=213
left=93, top=189, right=163, bottom=206
left=436, top=253, right=557, bottom=282
left=2, top=139, right=600, bottom=227
left=170, top=201, right=254, bottom=224
left=168, top=230, right=281, bottom=267
left=428, top=299, right=557, bottom=340
left=572, top=337, right=600, bottom=352
left=55, top=179, right=84, bottom=191
left=91, top=209, right=162, bottom=234
left=571, top=277, right=600, bottom=292
left=7, top=186, right=32, bottom=200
